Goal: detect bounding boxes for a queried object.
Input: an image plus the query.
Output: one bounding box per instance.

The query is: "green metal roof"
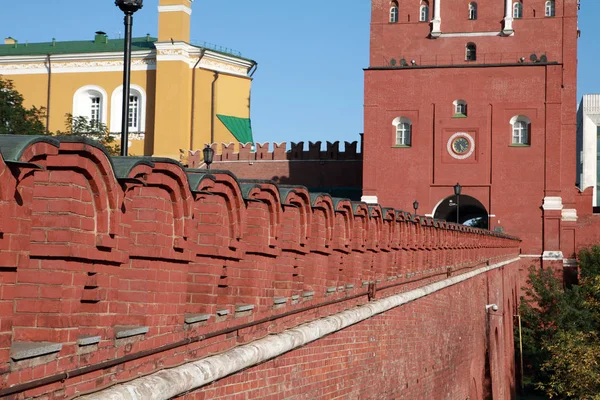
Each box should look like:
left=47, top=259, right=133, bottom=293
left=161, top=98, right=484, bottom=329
left=216, top=115, right=253, bottom=144
left=0, top=36, right=157, bottom=57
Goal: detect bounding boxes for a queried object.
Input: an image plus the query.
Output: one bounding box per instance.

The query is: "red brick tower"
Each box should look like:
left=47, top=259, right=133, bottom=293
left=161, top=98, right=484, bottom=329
left=363, top=0, right=579, bottom=259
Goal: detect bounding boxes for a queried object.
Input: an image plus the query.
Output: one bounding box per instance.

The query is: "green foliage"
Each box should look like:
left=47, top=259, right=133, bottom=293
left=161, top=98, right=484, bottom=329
left=520, top=246, right=600, bottom=399
left=55, top=114, right=120, bottom=156
left=0, top=76, right=47, bottom=135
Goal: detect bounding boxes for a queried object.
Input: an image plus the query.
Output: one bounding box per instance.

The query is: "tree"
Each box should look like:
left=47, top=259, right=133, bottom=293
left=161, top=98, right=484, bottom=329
left=0, top=76, right=46, bottom=135
left=520, top=247, right=600, bottom=398
left=55, top=114, right=120, bottom=156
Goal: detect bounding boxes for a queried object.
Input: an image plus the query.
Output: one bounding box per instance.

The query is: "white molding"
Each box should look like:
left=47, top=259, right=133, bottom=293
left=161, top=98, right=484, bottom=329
left=110, top=84, right=147, bottom=133
left=542, top=251, right=564, bottom=260
left=72, top=85, right=109, bottom=126
left=520, top=254, right=542, bottom=258
left=447, top=132, right=475, bottom=160
left=157, top=4, right=192, bottom=15
left=439, top=31, right=513, bottom=38
left=361, top=195, right=378, bottom=204
left=78, top=257, right=521, bottom=400
left=542, top=196, right=563, bottom=211
left=561, top=208, right=578, bottom=222
left=0, top=50, right=153, bottom=64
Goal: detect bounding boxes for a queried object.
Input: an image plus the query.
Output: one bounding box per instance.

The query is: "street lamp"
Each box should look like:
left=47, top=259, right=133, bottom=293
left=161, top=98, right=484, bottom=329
left=115, top=0, right=144, bottom=156
left=413, top=200, right=419, bottom=214
left=453, top=183, right=462, bottom=224
left=203, top=145, right=214, bottom=170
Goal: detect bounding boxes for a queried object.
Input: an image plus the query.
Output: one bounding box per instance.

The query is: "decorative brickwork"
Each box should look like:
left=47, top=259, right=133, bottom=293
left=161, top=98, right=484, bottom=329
left=0, top=136, right=520, bottom=399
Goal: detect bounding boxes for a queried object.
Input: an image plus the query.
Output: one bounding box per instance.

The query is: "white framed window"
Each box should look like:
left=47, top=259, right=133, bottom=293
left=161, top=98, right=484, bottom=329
left=465, top=43, right=477, bottom=61
left=420, top=2, right=430, bottom=22
left=510, top=115, right=531, bottom=145
left=128, top=95, right=139, bottom=129
left=390, top=2, right=399, bottom=23
left=73, top=85, right=108, bottom=126
left=453, top=99, right=468, bottom=116
left=469, top=2, right=477, bottom=20
left=90, top=97, right=101, bottom=126
left=545, top=0, right=555, bottom=17
left=392, top=117, right=412, bottom=146
left=513, top=1, right=523, bottom=19
left=110, top=84, right=147, bottom=133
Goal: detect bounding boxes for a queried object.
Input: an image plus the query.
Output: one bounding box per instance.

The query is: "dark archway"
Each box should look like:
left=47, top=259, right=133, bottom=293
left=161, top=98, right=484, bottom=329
left=433, top=194, right=488, bottom=229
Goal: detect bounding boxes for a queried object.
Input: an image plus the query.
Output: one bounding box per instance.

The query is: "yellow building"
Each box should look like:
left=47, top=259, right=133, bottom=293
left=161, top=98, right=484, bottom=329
left=0, top=0, right=256, bottom=159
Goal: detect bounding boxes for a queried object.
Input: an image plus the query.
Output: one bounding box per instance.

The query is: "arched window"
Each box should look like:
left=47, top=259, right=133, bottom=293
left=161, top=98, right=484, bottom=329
left=420, top=1, right=430, bottom=22
left=510, top=115, right=531, bottom=145
left=73, top=85, right=108, bottom=126
left=513, top=1, right=523, bottom=19
left=465, top=43, right=477, bottom=61
left=453, top=99, right=468, bottom=116
left=392, top=117, right=412, bottom=146
left=545, top=0, right=555, bottom=17
left=110, top=84, right=147, bottom=133
left=389, top=1, right=399, bottom=23
left=469, top=2, right=477, bottom=20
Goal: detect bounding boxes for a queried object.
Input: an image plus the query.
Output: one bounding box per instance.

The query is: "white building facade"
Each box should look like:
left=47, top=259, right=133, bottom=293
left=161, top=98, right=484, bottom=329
left=577, top=94, right=600, bottom=206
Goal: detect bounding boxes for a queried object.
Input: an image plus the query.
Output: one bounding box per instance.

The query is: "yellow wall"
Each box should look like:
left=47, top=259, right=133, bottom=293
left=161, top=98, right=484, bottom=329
left=191, top=68, right=252, bottom=152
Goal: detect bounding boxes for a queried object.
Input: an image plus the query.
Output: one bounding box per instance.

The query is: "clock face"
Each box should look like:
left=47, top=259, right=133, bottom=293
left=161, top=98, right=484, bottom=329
left=452, top=137, right=470, bottom=154
left=447, top=132, right=475, bottom=160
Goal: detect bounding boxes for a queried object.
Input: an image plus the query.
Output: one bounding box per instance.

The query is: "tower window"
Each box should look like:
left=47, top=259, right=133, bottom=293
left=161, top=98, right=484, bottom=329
left=390, top=1, right=399, bottom=23
left=513, top=1, right=523, bottom=19
left=545, top=0, right=555, bottom=17
left=420, top=1, right=430, bottom=22
left=465, top=43, right=477, bottom=61
left=453, top=100, right=468, bottom=117
left=510, top=115, right=531, bottom=145
left=469, top=2, right=478, bottom=20
left=393, top=117, right=412, bottom=146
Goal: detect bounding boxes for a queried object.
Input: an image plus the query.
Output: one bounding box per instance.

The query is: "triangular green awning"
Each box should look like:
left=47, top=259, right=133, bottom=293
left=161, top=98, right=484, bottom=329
left=216, top=114, right=254, bottom=144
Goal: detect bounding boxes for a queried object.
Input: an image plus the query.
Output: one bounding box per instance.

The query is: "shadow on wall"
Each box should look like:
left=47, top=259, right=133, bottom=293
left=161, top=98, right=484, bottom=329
left=188, top=140, right=363, bottom=201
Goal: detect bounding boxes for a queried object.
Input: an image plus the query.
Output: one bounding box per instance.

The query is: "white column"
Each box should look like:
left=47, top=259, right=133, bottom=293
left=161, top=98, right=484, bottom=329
left=503, top=0, right=514, bottom=34
left=431, top=0, right=442, bottom=38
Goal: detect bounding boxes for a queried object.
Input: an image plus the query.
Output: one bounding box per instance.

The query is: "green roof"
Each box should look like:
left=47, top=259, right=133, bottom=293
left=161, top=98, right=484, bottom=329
left=0, top=36, right=157, bottom=57
left=216, top=115, right=254, bottom=144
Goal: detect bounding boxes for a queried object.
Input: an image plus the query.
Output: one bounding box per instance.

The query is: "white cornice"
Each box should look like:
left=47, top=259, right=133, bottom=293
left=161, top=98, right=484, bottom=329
left=439, top=31, right=514, bottom=38
left=0, top=50, right=154, bottom=64
left=157, top=4, right=192, bottom=15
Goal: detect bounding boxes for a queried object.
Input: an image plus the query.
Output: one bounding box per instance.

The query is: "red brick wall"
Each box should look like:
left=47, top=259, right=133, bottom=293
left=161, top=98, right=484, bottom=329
left=0, top=136, right=520, bottom=399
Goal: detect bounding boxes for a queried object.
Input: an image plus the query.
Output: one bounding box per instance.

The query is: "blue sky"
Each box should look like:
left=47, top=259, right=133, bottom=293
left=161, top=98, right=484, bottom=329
left=0, top=1, right=597, bottom=147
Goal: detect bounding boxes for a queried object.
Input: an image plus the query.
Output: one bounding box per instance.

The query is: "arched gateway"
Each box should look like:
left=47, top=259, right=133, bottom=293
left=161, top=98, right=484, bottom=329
left=433, top=194, right=488, bottom=229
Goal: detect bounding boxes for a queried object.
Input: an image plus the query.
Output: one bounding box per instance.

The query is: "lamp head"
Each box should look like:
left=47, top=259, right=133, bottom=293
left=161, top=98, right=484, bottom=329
left=486, top=304, right=498, bottom=312
left=454, top=183, right=462, bottom=196
left=203, top=145, right=214, bottom=169
left=413, top=200, right=419, bottom=212
left=115, top=0, right=143, bottom=14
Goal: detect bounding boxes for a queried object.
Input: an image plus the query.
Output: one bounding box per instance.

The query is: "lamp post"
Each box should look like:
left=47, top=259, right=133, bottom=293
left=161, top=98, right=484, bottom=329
left=203, top=145, right=214, bottom=170
left=454, top=183, right=462, bottom=224
left=413, top=200, right=419, bottom=215
left=115, top=0, right=143, bottom=156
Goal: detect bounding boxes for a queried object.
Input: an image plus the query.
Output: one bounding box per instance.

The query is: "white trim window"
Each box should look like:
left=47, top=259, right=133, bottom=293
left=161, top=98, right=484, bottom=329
left=453, top=99, right=468, bottom=116
left=465, top=43, right=477, bottom=61
left=390, top=2, right=399, bottom=23
left=513, top=1, right=523, bottom=19
left=72, top=85, right=108, bottom=126
left=128, top=95, right=139, bottom=129
left=110, top=84, right=147, bottom=133
left=420, top=2, right=430, bottom=22
left=392, top=117, right=412, bottom=146
left=545, top=0, right=555, bottom=17
left=510, top=115, right=531, bottom=145
left=469, top=2, right=477, bottom=20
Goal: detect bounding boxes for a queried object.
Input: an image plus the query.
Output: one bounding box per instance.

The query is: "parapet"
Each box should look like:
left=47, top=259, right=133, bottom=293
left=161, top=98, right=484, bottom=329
left=187, top=141, right=361, bottom=168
